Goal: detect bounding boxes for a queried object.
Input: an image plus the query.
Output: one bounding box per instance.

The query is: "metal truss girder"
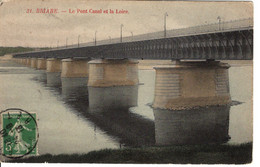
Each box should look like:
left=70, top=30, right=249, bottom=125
left=13, top=29, right=253, bottom=60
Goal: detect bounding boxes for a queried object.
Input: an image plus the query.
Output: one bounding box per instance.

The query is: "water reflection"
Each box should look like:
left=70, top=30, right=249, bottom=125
left=61, top=81, right=88, bottom=103
left=61, top=84, right=155, bottom=147
left=37, top=70, right=47, bottom=83
left=153, top=105, right=230, bottom=145
left=44, top=72, right=231, bottom=147
left=59, top=81, right=231, bottom=147
left=47, top=72, right=61, bottom=87
left=88, top=86, right=138, bottom=111
left=61, top=77, right=88, bottom=88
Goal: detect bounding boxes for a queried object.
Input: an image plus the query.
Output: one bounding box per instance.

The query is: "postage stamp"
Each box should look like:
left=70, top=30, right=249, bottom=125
left=0, top=108, right=38, bottom=158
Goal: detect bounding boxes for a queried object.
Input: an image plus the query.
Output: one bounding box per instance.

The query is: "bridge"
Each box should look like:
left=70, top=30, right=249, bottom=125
left=10, top=18, right=253, bottom=145
left=12, top=18, right=253, bottom=60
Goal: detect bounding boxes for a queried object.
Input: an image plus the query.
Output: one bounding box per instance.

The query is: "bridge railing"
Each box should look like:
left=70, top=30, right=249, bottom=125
left=14, top=28, right=253, bottom=60
left=12, top=18, right=253, bottom=60
left=59, top=17, right=253, bottom=49
left=106, top=17, right=253, bottom=43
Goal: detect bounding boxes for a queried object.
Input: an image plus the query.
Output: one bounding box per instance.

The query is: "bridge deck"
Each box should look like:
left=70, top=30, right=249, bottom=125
left=13, top=28, right=253, bottom=60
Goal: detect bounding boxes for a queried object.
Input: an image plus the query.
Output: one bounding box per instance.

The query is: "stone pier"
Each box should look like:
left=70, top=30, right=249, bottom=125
left=30, top=58, right=38, bottom=68
left=16, top=58, right=21, bottom=64
left=26, top=58, right=31, bottom=67
left=152, top=61, right=231, bottom=145
left=13, top=58, right=19, bottom=64
left=88, top=59, right=139, bottom=87
left=24, top=58, right=28, bottom=65
left=87, top=59, right=139, bottom=111
left=46, top=58, right=62, bottom=86
left=14, top=58, right=26, bottom=65
left=35, top=58, right=47, bottom=82
left=61, top=58, right=89, bottom=87
left=21, top=58, right=27, bottom=65
left=153, top=61, right=231, bottom=110
left=37, top=58, right=47, bottom=70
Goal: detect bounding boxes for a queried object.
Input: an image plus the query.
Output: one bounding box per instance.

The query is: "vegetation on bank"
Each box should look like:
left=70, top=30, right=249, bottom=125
left=9, top=142, right=252, bottom=164
left=0, top=47, right=49, bottom=57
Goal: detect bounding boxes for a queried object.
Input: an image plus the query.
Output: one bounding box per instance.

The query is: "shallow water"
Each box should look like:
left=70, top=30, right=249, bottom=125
left=0, top=60, right=253, bottom=155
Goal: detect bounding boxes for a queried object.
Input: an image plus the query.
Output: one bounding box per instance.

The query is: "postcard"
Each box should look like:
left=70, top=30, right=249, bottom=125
left=0, top=0, right=253, bottom=164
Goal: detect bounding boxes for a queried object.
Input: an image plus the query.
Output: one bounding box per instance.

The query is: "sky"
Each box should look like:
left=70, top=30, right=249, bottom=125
left=0, top=0, right=253, bottom=47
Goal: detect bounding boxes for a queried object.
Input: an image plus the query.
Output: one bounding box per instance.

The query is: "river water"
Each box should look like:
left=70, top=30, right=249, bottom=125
left=0, top=60, right=253, bottom=155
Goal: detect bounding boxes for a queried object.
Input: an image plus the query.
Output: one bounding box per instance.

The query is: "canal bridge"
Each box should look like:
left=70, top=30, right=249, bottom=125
left=12, top=18, right=253, bottom=60
left=11, top=18, right=253, bottom=145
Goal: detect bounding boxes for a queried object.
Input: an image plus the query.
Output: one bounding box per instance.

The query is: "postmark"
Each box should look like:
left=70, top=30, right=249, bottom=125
left=0, top=108, right=38, bottom=158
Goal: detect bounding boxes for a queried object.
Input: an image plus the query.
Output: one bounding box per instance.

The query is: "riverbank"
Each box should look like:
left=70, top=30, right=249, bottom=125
left=9, top=142, right=252, bottom=164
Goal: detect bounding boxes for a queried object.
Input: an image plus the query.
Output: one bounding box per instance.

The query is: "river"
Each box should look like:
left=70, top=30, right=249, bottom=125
left=0, top=60, right=253, bottom=155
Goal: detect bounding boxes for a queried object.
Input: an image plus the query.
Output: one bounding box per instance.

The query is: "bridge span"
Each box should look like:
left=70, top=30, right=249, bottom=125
left=13, top=28, right=253, bottom=60
left=12, top=18, right=253, bottom=60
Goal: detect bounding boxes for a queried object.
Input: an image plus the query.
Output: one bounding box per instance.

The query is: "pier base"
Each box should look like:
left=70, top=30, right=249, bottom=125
left=37, top=58, right=47, bottom=70
left=152, top=61, right=231, bottom=145
left=26, top=58, right=31, bottom=67
left=21, top=58, right=27, bottom=65
left=152, top=61, right=231, bottom=110
left=46, top=58, right=62, bottom=86
left=14, top=58, right=20, bottom=64
left=61, top=58, right=89, bottom=87
left=88, top=59, right=139, bottom=87
left=30, top=58, right=37, bottom=68
left=37, top=72, right=47, bottom=83
left=153, top=106, right=230, bottom=145
left=88, top=86, right=138, bottom=111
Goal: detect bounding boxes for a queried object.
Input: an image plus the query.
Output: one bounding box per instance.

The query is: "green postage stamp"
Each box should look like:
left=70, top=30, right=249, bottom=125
left=0, top=108, right=38, bottom=158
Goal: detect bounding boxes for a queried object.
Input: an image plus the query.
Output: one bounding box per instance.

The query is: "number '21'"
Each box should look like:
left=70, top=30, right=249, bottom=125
left=26, top=9, right=32, bottom=13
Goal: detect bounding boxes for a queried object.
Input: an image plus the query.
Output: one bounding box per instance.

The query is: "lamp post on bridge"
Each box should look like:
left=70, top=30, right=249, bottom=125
left=217, top=16, right=221, bottom=31
left=95, top=31, right=97, bottom=46
left=78, top=35, right=80, bottom=48
left=131, top=32, right=133, bottom=41
left=164, top=12, right=168, bottom=38
left=120, top=24, right=124, bottom=43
